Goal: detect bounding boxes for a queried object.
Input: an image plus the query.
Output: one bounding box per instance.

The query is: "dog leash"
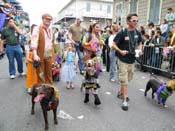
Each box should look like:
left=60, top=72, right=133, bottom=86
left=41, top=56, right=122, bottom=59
left=135, top=57, right=164, bottom=83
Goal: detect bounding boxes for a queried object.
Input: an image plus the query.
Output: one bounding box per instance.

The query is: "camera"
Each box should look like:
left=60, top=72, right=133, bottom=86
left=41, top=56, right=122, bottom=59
left=33, top=60, right=40, bottom=68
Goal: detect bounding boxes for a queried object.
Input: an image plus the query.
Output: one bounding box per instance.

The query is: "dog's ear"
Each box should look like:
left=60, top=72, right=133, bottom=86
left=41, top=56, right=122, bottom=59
left=33, top=83, right=42, bottom=88
left=49, top=87, right=54, bottom=94
left=44, top=86, right=54, bottom=97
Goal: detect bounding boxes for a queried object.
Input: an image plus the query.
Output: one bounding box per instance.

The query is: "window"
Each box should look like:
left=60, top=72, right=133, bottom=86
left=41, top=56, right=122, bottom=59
left=86, top=3, right=91, bottom=12
left=149, top=0, right=161, bottom=24
left=100, top=4, right=102, bottom=11
left=107, top=5, right=111, bottom=14
left=115, top=3, right=122, bottom=25
left=130, top=0, right=137, bottom=13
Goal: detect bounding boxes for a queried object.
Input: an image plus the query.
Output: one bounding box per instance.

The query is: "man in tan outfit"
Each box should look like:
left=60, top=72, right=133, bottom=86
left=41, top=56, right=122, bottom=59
left=69, top=17, right=84, bottom=74
left=31, top=13, right=53, bottom=84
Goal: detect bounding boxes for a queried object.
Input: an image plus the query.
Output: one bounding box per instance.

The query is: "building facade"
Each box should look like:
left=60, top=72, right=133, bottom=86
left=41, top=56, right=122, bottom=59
left=113, top=0, right=175, bottom=28
left=0, top=0, right=30, bottom=32
left=54, top=0, right=113, bottom=29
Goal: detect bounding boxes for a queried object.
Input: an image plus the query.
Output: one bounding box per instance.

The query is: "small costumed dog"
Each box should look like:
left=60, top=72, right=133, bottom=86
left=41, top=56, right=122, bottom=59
left=81, top=59, right=101, bottom=105
left=52, top=54, right=62, bottom=81
left=144, top=79, right=175, bottom=107
left=31, top=84, right=59, bottom=130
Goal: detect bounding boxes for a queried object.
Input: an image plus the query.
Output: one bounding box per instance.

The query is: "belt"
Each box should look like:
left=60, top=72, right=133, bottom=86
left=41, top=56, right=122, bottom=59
left=7, top=44, right=18, bottom=46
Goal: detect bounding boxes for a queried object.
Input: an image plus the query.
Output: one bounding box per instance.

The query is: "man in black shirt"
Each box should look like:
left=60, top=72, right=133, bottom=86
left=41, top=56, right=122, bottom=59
left=112, top=13, right=142, bottom=111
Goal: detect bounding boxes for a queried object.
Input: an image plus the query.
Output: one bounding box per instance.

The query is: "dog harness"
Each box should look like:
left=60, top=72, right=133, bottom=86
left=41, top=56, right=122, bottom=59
left=156, top=84, right=171, bottom=104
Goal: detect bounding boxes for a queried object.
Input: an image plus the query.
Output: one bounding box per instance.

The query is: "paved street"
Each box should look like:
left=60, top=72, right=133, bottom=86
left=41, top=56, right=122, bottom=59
left=0, top=56, right=175, bottom=131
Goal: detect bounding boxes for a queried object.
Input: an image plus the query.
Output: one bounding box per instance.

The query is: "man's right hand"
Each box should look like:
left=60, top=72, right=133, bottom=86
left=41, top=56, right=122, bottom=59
left=33, top=54, right=40, bottom=61
left=120, top=50, right=129, bottom=56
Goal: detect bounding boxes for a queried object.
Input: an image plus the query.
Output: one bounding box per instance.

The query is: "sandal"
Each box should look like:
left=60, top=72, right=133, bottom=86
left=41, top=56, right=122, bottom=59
left=70, top=84, right=74, bottom=89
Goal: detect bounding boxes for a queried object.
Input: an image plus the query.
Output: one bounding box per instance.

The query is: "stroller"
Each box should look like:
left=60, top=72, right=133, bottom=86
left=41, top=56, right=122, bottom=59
left=0, top=40, right=5, bottom=60
left=52, top=54, right=61, bottom=81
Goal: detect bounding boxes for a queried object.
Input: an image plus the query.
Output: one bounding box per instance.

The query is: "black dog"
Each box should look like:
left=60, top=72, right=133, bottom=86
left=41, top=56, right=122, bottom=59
left=31, top=84, right=59, bottom=130
left=144, top=79, right=174, bottom=106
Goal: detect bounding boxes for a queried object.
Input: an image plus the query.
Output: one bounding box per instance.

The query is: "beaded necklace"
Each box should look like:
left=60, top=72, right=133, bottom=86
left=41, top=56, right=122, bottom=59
left=126, top=29, right=138, bottom=54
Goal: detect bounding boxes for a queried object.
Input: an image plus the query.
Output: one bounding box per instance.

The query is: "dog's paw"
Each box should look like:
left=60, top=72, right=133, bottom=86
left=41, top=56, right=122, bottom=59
left=31, top=110, right=35, bottom=115
left=54, top=119, right=58, bottom=125
left=45, top=125, right=49, bottom=130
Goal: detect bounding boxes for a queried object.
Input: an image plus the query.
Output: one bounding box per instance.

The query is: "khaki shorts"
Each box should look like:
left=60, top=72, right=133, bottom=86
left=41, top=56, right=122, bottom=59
left=118, top=59, right=135, bottom=86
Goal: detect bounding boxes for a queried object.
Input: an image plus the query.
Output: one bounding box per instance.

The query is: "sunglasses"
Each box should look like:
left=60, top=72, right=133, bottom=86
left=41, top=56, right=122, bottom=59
left=130, top=20, right=138, bottom=22
left=44, top=18, right=52, bottom=21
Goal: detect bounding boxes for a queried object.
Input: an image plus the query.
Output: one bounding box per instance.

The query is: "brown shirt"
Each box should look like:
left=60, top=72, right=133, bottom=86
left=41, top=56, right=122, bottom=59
left=70, top=23, right=83, bottom=42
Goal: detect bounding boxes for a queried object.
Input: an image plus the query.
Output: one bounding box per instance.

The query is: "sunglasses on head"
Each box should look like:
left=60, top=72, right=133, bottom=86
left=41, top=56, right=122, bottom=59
left=130, top=20, right=138, bottom=22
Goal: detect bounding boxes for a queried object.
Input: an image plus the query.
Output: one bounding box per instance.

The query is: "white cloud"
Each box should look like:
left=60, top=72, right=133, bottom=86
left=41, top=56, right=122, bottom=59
left=18, top=0, right=71, bottom=25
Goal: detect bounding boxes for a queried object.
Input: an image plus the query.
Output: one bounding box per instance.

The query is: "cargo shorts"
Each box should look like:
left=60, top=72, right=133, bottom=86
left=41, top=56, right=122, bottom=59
left=118, top=59, right=135, bottom=86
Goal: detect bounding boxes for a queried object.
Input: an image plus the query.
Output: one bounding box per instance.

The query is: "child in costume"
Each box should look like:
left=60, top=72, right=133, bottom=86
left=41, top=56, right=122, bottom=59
left=26, top=46, right=38, bottom=93
left=61, top=42, right=77, bottom=89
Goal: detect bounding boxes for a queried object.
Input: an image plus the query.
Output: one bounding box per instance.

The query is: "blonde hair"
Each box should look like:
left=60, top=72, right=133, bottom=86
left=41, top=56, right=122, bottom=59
left=66, top=42, right=75, bottom=52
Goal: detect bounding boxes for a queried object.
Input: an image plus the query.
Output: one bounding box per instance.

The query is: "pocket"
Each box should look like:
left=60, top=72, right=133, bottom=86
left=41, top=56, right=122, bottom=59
left=155, top=47, right=159, bottom=53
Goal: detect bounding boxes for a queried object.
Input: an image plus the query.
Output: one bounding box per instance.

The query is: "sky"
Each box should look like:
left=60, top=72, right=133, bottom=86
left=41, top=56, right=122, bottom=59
left=17, top=0, right=71, bottom=25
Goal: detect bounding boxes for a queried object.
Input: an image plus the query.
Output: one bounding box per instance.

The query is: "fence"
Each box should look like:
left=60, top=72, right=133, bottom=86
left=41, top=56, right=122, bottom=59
left=138, top=46, right=175, bottom=78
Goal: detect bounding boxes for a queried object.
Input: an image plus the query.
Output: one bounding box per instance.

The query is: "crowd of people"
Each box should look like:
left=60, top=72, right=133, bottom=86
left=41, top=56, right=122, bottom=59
left=0, top=7, right=175, bottom=111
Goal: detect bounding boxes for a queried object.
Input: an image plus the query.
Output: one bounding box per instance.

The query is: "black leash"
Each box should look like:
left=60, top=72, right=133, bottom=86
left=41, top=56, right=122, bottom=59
left=135, top=57, right=163, bottom=82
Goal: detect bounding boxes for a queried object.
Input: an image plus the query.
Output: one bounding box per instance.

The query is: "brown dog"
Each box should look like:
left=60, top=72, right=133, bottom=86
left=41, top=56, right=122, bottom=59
left=31, top=84, right=59, bottom=130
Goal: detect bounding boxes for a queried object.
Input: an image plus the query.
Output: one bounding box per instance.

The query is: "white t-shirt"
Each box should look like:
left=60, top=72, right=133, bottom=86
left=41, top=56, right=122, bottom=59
left=108, top=34, right=116, bottom=48
left=160, top=24, right=168, bottom=34
left=54, top=32, right=59, bottom=44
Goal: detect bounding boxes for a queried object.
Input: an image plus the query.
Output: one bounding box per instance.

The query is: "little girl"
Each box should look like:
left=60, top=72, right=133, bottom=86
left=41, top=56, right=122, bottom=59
left=61, top=42, right=77, bottom=89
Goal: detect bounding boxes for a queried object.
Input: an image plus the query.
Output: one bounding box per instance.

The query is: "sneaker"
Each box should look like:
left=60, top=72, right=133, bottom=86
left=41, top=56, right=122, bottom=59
left=110, top=79, right=116, bottom=82
left=122, top=101, right=128, bottom=111
left=117, top=91, right=123, bottom=99
left=80, top=71, right=84, bottom=75
left=10, top=75, right=15, bottom=79
left=117, top=91, right=130, bottom=102
left=19, top=72, right=26, bottom=76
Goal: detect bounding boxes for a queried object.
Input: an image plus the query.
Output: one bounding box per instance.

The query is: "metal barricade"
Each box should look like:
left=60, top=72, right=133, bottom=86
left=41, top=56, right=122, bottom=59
left=139, top=46, right=175, bottom=77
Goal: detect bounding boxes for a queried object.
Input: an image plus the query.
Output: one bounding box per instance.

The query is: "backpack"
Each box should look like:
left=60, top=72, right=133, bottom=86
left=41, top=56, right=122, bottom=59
left=57, top=32, right=62, bottom=42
